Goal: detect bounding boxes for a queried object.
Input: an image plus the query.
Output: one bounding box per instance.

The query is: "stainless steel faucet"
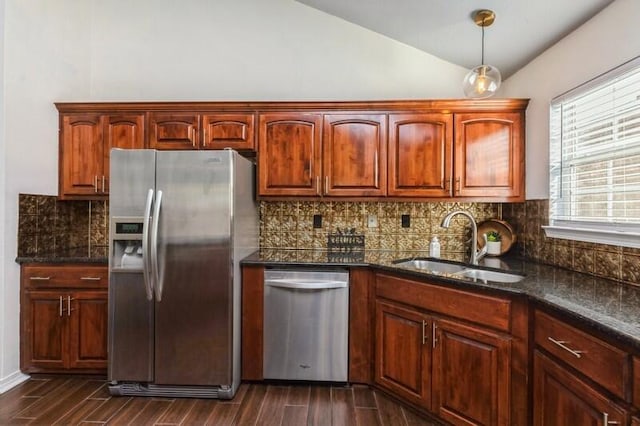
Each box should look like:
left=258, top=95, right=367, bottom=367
left=440, top=210, right=488, bottom=265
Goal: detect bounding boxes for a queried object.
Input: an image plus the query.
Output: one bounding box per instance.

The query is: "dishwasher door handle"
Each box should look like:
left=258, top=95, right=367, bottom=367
left=265, top=279, right=347, bottom=290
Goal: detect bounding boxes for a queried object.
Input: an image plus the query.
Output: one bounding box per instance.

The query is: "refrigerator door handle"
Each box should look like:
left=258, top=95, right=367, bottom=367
left=151, top=189, right=163, bottom=302
left=142, top=188, right=154, bottom=301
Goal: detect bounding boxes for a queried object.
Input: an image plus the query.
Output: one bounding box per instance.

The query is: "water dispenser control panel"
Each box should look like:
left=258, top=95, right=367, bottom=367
left=110, top=217, right=144, bottom=271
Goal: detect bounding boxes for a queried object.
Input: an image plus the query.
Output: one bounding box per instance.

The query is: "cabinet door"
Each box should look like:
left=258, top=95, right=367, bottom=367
left=432, top=318, right=511, bottom=426
left=375, top=300, right=431, bottom=409
left=149, top=112, right=200, bottom=150
left=59, top=114, right=104, bottom=197
left=202, top=113, right=255, bottom=150
left=533, top=351, right=628, bottom=426
left=454, top=112, right=524, bottom=200
left=323, top=114, right=387, bottom=196
left=25, top=291, right=67, bottom=370
left=68, top=291, right=108, bottom=369
left=388, top=113, right=453, bottom=197
left=258, top=113, right=322, bottom=196
left=103, top=114, right=146, bottom=193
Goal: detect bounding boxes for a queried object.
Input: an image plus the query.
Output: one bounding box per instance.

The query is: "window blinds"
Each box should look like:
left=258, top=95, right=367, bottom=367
left=549, top=57, right=640, bottom=228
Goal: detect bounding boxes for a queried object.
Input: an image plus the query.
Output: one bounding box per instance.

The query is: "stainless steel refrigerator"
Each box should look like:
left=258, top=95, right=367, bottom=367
left=107, top=149, right=258, bottom=399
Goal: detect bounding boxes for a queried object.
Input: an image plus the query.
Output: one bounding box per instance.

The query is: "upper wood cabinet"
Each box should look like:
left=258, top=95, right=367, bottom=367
left=258, top=113, right=323, bottom=196
left=323, top=114, right=387, bottom=197
left=149, top=112, right=255, bottom=150
left=59, top=113, right=144, bottom=199
left=388, top=113, right=452, bottom=197
left=454, top=112, right=524, bottom=199
left=202, top=113, right=255, bottom=150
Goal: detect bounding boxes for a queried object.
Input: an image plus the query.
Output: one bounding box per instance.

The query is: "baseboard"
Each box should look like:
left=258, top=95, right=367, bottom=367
left=0, top=370, right=30, bottom=394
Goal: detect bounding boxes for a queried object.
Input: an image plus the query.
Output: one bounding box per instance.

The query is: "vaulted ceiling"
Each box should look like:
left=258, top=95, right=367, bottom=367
left=295, top=0, right=615, bottom=78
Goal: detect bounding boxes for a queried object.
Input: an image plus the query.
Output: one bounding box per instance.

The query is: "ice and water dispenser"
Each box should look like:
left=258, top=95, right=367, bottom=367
left=110, top=217, right=145, bottom=271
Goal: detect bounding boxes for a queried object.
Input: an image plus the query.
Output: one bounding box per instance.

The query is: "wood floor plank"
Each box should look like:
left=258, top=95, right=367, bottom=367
left=282, top=405, right=308, bottom=425
left=125, top=399, right=171, bottom=425
left=286, top=385, right=310, bottom=406
left=307, top=386, right=332, bottom=426
left=105, top=397, right=151, bottom=425
left=331, top=387, right=357, bottom=426
left=29, top=380, right=105, bottom=424
left=205, top=402, right=240, bottom=426
left=13, top=379, right=87, bottom=419
left=52, top=399, right=103, bottom=425
left=353, top=385, right=376, bottom=408
left=0, top=397, right=39, bottom=424
left=23, top=378, right=68, bottom=397
left=355, top=407, right=382, bottom=426
left=255, top=386, right=288, bottom=426
left=155, top=398, right=196, bottom=425
left=83, top=396, right=132, bottom=422
left=88, top=382, right=112, bottom=399
left=402, top=407, right=440, bottom=426
left=225, top=383, right=248, bottom=404
left=1, top=378, right=50, bottom=398
left=374, top=392, right=408, bottom=426
left=180, top=399, right=218, bottom=425
left=233, top=384, right=268, bottom=425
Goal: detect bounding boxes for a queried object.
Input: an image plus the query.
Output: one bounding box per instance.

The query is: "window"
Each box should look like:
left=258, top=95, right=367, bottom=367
left=544, top=56, right=640, bottom=248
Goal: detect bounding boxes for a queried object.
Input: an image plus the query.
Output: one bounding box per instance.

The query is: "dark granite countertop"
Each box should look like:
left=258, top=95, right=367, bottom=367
left=243, top=249, right=640, bottom=351
left=16, top=247, right=108, bottom=265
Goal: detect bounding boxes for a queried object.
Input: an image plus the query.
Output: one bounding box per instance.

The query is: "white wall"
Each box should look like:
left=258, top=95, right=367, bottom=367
left=0, top=0, right=467, bottom=391
left=501, top=0, right=640, bottom=200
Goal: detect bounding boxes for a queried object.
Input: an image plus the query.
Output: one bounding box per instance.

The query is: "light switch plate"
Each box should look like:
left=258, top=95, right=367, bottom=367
left=367, top=214, right=378, bottom=228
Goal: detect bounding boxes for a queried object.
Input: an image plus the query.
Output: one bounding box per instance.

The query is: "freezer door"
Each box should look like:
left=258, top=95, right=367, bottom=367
left=108, top=149, right=156, bottom=382
left=154, top=151, right=233, bottom=386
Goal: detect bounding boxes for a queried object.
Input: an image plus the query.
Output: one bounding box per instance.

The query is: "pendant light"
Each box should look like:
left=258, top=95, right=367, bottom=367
left=462, top=9, right=501, bottom=99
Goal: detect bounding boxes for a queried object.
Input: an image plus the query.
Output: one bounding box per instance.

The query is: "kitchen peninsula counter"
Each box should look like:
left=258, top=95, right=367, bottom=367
left=242, top=248, right=640, bottom=350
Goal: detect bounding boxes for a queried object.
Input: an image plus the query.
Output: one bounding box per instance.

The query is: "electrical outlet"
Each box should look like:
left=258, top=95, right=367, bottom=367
left=367, top=214, right=378, bottom=228
left=313, top=214, right=322, bottom=228
left=401, top=214, right=411, bottom=228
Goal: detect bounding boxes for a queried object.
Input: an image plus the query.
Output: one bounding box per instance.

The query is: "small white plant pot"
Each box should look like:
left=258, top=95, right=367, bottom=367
left=486, top=241, right=502, bottom=255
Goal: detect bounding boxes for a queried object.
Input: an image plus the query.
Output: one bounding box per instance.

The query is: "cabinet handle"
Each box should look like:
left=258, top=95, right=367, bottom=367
left=102, top=176, right=106, bottom=193
left=374, top=150, right=379, bottom=184
left=59, top=296, right=63, bottom=317
left=603, top=412, right=619, bottom=425
left=455, top=177, right=461, bottom=194
left=315, top=176, right=321, bottom=196
left=94, top=175, right=99, bottom=193
left=192, top=128, right=197, bottom=147
left=30, top=276, right=51, bottom=281
left=67, top=296, right=74, bottom=317
left=422, top=320, right=428, bottom=345
left=324, top=176, right=329, bottom=194
left=80, top=276, right=101, bottom=281
left=547, top=337, right=584, bottom=359
left=432, top=323, right=438, bottom=348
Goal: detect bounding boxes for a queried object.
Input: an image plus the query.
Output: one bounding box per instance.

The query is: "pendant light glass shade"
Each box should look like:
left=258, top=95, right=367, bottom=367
left=463, top=9, right=501, bottom=99
left=462, top=64, right=501, bottom=98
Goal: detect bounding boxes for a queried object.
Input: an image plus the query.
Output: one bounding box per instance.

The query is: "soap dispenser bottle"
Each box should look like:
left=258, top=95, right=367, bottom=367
left=429, top=236, right=441, bottom=258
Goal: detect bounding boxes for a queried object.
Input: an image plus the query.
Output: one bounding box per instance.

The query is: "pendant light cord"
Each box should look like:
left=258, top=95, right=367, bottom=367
left=481, top=17, right=485, bottom=65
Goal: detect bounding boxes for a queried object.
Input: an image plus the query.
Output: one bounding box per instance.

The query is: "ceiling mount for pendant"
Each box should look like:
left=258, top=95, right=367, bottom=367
left=462, top=9, right=501, bottom=99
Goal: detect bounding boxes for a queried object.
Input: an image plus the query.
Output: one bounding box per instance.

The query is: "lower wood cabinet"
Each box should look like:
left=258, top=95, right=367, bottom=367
left=374, top=272, right=522, bottom=426
left=533, top=350, right=629, bottom=425
left=21, top=264, right=108, bottom=373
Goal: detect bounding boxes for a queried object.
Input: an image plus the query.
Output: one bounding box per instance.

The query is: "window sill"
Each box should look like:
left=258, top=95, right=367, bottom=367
left=542, top=225, right=640, bottom=249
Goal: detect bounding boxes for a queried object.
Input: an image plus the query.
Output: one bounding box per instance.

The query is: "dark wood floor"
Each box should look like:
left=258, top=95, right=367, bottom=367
left=0, top=377, right=439, bottom=425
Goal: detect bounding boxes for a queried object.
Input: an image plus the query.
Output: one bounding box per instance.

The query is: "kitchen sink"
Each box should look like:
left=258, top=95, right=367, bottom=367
left=454, top=268, right=525, bottom=283
left=393, top=258, right=525, bottom=283
left=393, top=259, right=467, bottom=274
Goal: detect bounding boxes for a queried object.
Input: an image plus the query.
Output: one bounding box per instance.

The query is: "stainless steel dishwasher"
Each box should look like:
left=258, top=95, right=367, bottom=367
left=263, top=268, right=349, bottom=382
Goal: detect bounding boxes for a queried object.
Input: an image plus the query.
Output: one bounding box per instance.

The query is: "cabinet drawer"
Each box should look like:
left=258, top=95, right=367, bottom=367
left=23, top=265, right=107, bottom=289
left=535, top=310, right=628, bottom=399
left=375, top=273, right=511, bottom=332
left=634, top=357, right=640, bottom=408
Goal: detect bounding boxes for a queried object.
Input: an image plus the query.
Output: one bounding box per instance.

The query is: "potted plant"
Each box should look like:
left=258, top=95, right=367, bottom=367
left=485, top=231, right=502, bottom=255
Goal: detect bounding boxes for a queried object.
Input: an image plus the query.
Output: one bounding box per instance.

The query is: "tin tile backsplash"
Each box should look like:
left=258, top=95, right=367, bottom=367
left=17, top=194, right=108, bottom=258
left=503, top=199, right=640, bottom=286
